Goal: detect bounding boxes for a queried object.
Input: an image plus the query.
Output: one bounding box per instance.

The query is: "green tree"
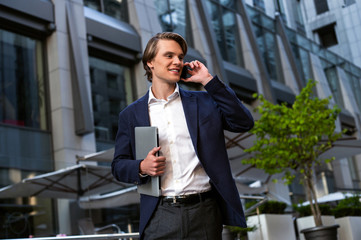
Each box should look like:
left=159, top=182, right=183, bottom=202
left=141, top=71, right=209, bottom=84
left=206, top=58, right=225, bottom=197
left=243, top=80, right=343, bottom=226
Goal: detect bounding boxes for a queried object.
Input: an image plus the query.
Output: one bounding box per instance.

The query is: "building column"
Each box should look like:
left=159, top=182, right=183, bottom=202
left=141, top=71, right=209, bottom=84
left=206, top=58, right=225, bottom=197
left=47, top=0, right=96, bottom=234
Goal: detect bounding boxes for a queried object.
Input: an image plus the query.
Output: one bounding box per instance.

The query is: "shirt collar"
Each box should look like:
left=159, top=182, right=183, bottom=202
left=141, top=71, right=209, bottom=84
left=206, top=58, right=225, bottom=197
left=148, top=83, right=180, bottom=104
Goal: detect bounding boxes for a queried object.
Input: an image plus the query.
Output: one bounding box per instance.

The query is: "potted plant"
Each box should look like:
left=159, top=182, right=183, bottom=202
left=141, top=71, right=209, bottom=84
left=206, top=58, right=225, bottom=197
left=243, top=80, right=342, bottom=239
left=294, top=204, right=337, bottom=240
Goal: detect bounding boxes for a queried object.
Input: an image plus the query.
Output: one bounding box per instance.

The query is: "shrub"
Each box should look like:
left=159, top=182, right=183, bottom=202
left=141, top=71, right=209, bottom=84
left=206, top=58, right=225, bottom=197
left=294, top=204, right=332, bottom=217
left=333, top=207, right=361, bottom=218
left=332, top=195, right=361, bottom=218
left=259, top=200, right=287, bottom=214
left=246, top=200, right=287, bottom=215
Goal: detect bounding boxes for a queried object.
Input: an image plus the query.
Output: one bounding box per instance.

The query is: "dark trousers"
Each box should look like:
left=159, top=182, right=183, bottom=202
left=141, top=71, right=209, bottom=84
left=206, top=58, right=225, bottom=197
left=143, top=196, right=223, bottom=240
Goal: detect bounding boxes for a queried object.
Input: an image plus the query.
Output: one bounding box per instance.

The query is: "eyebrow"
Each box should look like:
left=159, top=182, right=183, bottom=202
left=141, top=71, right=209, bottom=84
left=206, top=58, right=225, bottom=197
left=163, top=51, right=184, bottom=57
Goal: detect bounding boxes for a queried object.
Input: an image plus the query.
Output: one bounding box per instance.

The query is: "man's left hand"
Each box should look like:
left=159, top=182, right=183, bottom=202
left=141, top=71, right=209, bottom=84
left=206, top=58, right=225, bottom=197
left=181, top=60, right=213, bottom=86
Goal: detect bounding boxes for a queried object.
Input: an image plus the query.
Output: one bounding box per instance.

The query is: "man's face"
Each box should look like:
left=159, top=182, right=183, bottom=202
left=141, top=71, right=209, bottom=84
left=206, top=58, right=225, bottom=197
left=147, top=39, right=184, bottom=84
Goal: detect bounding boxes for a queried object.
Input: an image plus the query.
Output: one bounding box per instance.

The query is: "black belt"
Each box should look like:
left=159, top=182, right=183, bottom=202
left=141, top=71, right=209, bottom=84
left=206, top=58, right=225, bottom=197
left=161, top=190, right=214, bottom=206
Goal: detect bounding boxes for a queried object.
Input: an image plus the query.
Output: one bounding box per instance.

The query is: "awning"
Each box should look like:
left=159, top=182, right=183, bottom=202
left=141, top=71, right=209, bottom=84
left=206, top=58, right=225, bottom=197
left=78, top=186, right=139, bottom=209
left=0, top=164, right=129, bottom=199
left=301, top=192, right=355, bottom=206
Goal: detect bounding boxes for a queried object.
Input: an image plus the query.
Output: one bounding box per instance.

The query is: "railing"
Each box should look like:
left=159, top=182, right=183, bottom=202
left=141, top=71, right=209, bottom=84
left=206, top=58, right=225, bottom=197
left=6, top=196, right=268, bottom=240
left=2, top=233, right=140, bottom=240
left=240, top=195, right=269, bottom=216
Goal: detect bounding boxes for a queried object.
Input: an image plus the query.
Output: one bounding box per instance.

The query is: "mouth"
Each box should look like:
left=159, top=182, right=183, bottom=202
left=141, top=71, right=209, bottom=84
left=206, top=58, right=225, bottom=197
left=169, top=68, right=180, bottom=74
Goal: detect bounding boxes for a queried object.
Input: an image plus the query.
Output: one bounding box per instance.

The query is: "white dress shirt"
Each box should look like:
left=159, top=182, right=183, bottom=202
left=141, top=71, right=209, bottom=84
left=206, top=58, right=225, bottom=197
left=148, top=84, right=211, bottom=196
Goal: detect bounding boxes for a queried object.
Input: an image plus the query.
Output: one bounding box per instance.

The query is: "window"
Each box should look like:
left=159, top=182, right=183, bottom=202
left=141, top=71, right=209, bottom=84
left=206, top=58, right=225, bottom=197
left=154, top=0, right=193, bottom=46
left=89, top=57, right=133, bottom=150
left=254, top=25, right=281, bottom=83
left=274, top=0, right=287, bottom=24
left=324, top=66, right=344, bottom=107
left=294, top=0, right=305, bottom=35
left=84, top=0, right=128, bottom=22
left=314, top=24, right=338, bottom=48
left=206, top=0, right=243, bottom=66
left=0, top=29, right=47, bottom=130
left=344, top=0, right=355, bottom=7
left=253, top=0, right=265, bottom=11
left=314, top=0, right=329, bottom=15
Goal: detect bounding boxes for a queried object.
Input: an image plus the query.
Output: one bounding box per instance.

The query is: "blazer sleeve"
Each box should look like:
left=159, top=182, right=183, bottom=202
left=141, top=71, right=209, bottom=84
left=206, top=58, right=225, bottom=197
left=204, top=75, right=254, bottom=132
left=111, top=110, right=149, bottom=185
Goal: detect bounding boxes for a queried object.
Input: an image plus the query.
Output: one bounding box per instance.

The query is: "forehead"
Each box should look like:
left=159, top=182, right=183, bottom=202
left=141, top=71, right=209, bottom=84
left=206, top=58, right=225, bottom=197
left=156, top=39, right=184, bottom=54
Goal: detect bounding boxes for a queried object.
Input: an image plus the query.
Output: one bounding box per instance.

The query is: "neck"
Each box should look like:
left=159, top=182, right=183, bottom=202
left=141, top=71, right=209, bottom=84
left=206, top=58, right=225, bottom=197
left=151, top=81, right=176, bottom=100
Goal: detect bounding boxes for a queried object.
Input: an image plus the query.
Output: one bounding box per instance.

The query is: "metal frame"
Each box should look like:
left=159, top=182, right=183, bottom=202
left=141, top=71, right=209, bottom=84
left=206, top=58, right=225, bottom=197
left=6, top=233, right=140, bottom=240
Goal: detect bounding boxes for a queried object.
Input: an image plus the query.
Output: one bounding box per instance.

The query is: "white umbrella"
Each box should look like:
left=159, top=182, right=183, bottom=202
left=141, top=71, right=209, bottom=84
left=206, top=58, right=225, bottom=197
left=78, top=186, right=139, bottom=209
left=0, top=164, right=129, bottom=199
left=76, top=148, right=114, bottom=163
left=301, top=192, right=355, bottom=206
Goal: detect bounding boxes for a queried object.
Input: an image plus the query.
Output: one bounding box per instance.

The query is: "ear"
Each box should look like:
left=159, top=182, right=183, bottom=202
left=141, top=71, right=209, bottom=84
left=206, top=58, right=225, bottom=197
left=147, top=61, right=154, bottom=70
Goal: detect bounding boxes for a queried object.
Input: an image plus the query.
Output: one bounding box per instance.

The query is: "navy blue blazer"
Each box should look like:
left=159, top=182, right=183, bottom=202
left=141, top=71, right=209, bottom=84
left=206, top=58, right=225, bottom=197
left=112, top=76, right=254, bottom=239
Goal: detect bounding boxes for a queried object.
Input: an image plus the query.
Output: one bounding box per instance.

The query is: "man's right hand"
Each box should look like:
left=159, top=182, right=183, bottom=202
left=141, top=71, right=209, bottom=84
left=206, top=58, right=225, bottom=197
left=139, top=146, right=166, bottom=176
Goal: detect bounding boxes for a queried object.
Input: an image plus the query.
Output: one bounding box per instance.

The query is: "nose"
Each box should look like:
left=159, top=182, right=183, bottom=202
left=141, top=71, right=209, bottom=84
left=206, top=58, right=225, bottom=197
left=173, top=56, right=182, bottom=66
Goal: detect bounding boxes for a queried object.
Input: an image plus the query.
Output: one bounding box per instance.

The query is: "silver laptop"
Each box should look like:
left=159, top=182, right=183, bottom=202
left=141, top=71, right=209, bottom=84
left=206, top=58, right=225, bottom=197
left=135, top=126, right=161, bottom=196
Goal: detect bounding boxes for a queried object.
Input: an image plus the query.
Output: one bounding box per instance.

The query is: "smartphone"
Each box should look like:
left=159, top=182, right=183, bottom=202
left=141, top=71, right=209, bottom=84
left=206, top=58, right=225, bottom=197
left=180, top=65, right=192, bottom=79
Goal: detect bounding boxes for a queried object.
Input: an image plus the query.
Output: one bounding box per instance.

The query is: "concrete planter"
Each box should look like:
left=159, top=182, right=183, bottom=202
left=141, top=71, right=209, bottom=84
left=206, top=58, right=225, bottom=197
left=296, top=215, right=337, bottom=240
left=247, top=214, right=296, bottom=240
left=335, top=216, right=361, bottom=240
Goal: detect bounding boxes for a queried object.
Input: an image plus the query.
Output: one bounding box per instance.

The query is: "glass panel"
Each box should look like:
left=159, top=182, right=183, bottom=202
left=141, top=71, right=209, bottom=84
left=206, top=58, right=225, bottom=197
left=0, top=29, right=47, bottom=130
left=0, top=188, right=55, bottom=238
left=351, top=75, right=361, bottom=113
left=104, top=0, right=128, bottom=22
left=84, top=0, right=101, bottom=11
left=246, top=5, right=261, bottom=25
left=314, top=0, right=329, bottom=15
left=285, top=27, right=297, bottom=44
left=220, top=0, right=235, bottom=9
left=222, top=9, right=242, bottom=65
left=89, top=57, right=132, bottom=149
left=253, top=0, right=265, bottom=11
left=344, top=0, right=356, bottom=6
left=296, top=35, right=311, bottom=51
left=264, top=32, right=278, bottom=81
left=169, top=0, right=187, bottom=38
left=0, top=126, right=53, bottom=171
left=299, top=48, right=310, bottom=86
left=261, top=14, right=275, bottom=32
left=206, top=0, right=242, bottom=66
left=324, top=66, right=344, bottom=107
left=325, top=51, right=337, bottom=65
left=206, top=1, right=226, bottom=57
left=154, top=0, right=190, bottom=45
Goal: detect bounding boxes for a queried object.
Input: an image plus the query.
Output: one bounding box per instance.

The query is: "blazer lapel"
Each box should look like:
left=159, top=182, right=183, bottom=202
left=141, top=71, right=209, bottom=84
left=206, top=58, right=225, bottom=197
left=134, top=92, right=151, bottom=126
left=180, top=89, right=198, bottom=156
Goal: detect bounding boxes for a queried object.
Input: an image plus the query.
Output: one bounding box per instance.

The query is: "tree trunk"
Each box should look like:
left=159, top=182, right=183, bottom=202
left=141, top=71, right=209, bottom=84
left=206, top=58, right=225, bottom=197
left=305, top=169, right=323, bottom=226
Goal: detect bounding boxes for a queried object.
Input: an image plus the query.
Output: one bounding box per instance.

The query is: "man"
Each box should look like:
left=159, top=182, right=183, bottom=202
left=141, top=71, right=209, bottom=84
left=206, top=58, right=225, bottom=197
left=112, top=32, right=254, bottom=240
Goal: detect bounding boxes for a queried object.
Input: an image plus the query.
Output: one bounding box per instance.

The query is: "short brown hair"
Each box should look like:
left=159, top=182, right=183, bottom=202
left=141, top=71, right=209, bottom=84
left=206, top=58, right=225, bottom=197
left=142, top=32, right=188, bottom=82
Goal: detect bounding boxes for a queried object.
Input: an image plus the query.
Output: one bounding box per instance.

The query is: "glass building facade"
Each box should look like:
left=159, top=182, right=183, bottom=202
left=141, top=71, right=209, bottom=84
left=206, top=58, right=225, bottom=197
left=0, top=23, right=54, bottom=239
left=0, top=0, right=361, bottom=238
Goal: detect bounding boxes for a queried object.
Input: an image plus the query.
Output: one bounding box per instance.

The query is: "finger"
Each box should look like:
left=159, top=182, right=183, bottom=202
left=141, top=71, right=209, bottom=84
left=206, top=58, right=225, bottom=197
left=148, top=146, right=161, bottom=156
